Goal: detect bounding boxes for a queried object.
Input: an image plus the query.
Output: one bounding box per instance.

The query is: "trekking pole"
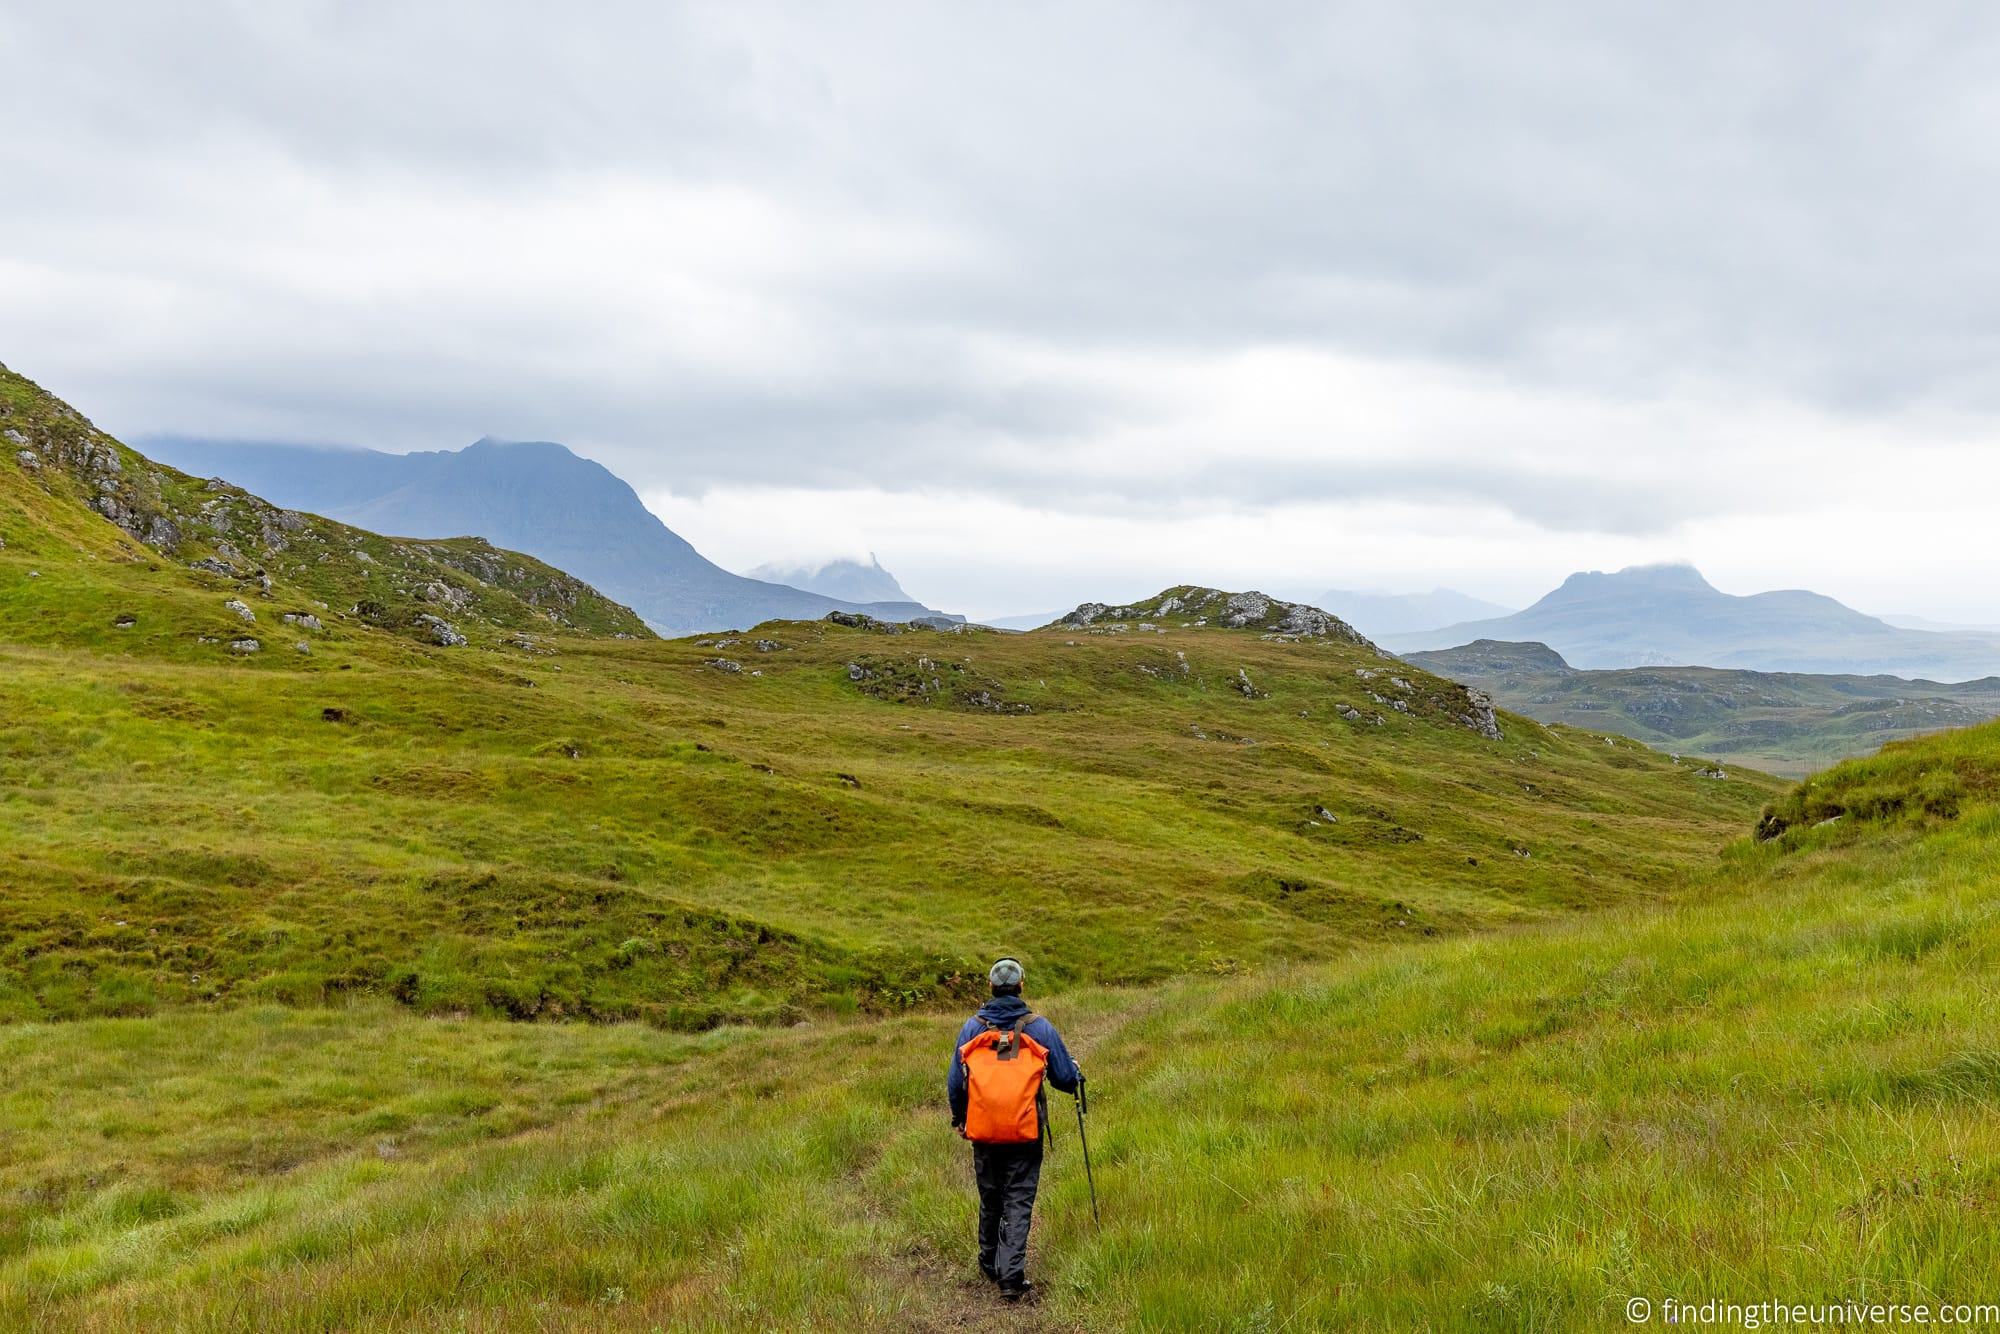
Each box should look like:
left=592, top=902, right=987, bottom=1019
left=1075, top=1076, right=1100, bottom=1225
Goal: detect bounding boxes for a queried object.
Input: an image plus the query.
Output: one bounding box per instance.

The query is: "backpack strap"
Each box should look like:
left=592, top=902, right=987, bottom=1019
left=993, top=1013, right=1036, bottom=1060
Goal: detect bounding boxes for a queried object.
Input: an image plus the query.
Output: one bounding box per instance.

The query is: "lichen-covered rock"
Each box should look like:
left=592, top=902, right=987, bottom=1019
left=414, top=614, right=467, bottom=647
left=825, top=610, right=912, bottom=634
left=418, top=580, right=472, bottom=612
left=1457, top=687, right=1503, bottom=740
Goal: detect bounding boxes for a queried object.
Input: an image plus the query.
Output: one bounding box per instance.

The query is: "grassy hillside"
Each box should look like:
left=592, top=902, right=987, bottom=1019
left=1, top=363, right=650, bottom=650
left=1412, top=639, right=2000, bottom=776
left=17, top=366, right=1946, bottom=1329
left=0, top=592, right=1771, bottom=1026
left=5, top=722, right=1998, bottom=1329
left=0, top=367, right=1782, bottom=1027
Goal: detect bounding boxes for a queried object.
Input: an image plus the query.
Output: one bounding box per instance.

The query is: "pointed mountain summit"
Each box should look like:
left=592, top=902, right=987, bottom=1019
left=1386, top=563, right=2000, bottom=680
left=747, top=554, right=913, bottom=605
left=145, top=437, right=955, bottom=635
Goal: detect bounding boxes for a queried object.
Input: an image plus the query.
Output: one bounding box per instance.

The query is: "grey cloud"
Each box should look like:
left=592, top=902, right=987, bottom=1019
left=5, top=0, right=2000, bottom=534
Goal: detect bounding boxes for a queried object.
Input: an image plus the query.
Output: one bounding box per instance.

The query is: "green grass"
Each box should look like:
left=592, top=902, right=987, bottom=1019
left=3, top=726, right=1998, bottom=1329
left=0, top=603, right=1773, bottom=1025
left=10, top=363, right=1991, bottom=1328
left=0, top=380, right=1776, bottom=1025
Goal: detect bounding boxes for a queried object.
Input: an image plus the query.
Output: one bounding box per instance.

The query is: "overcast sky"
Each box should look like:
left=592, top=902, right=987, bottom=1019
left=5, top=2, right=2000, bottom=620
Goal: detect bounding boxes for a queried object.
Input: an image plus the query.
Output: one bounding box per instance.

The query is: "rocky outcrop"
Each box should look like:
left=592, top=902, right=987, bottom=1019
left=842, top=652, right=1031, bottom=714
left=413, top=614, right=467, bottom=648
left=826, top=610, right=983, bottom=638
left=1061, top=586, right=1373, bottom=647
left=1458, top=687, right=1504, bottom=740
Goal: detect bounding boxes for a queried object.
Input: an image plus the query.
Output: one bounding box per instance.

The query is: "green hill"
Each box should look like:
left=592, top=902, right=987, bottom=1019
left=16, top=366, right=1984, bottom=1328
left=1411, top=639, right=2000, bottom=776
left=0, top=575, right=1767, bottom=1026
left=5, top=714, right=1997, bottom=1327
left=1, top=363, right=650, bottom=654
left=0, top=365, right=1781, bottom=1027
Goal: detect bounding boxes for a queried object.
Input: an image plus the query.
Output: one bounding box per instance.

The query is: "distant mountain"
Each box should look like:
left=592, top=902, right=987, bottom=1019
left=1879, top=613, right=2000, bottom=634
left=1408, top=639, right=2000, bottom=776
left=983, top=610, right=1071, bottom=631
left=1313, top=588, right=1515, bottom=639
left=746, top=555, right=912, bottom=605
left=1384, top=563, right=2000, bottom=681
left=143, top=438, right=956, bottom=635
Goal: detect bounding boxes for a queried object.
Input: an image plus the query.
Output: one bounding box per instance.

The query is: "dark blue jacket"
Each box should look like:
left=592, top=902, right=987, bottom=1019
left=947, top=994, right=1082, bottom=1127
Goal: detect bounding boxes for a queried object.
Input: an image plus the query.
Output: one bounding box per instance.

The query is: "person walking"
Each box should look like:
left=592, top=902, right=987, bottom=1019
left=947, top=957, right=1082, bottom=1302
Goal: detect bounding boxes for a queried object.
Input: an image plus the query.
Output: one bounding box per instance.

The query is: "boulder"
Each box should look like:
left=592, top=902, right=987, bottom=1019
left=1457, top=687, right=1503, bottom=740
left=414, top=613, right=467, bottom=647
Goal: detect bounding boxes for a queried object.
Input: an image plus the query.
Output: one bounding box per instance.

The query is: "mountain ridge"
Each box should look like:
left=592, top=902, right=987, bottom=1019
left=143, top=435, right=956, bottom=636
left=1386, top=562, right=2000, bottom=680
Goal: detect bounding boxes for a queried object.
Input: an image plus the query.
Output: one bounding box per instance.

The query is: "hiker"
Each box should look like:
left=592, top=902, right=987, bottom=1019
left=947, top=956, right=1082, bottom=1302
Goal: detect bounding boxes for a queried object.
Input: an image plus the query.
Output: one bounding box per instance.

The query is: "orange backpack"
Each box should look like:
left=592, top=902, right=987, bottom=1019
left=959, top=1015, right=1050, bottom=1144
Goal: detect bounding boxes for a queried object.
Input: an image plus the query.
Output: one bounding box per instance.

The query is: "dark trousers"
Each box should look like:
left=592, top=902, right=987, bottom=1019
left=972, top=1139, right=1043, bottom=1287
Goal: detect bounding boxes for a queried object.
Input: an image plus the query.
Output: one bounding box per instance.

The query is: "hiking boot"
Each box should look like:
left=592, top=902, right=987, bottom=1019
left=999, top=1280, right=1034, bottom=1303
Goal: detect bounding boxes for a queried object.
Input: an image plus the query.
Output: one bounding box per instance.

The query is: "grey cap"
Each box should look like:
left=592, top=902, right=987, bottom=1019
left=989, top=957, right=1025, bottom=988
